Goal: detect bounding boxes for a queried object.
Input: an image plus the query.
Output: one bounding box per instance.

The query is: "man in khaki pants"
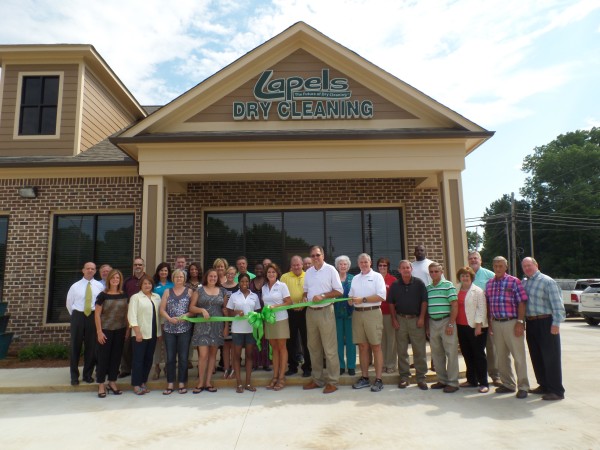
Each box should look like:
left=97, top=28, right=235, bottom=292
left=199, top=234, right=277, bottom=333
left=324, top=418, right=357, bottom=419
left=302, top=245, right=343, bottom=394
left=485, top=256, right=529, bottom=399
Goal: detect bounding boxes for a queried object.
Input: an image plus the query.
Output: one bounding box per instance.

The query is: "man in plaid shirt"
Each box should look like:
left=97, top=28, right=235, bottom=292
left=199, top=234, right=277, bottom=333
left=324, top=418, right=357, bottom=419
left=485, top=256, right=530, bottom=399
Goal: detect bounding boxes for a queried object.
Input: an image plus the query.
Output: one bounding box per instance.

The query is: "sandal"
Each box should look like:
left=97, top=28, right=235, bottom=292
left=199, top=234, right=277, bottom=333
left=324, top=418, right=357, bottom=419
left=163, top=388, right=174, bottom=395
left=98, top=384, right=106, bottom=398
left=107, top=383, right=123, bottom=395
left=133, top=386, right=145, bottom=396
left=227, top=369, right=235, bottom=380
left=141, top=384, right=150, bottom=394
left=205, top=385, right=217, bottom=393
left=478, top=386, right=490, bottom=393
left=178, top=387, right=188, bottom=394
left=273, top=378, right=285, bottom=391
left=266, top=378, right=277, bottom=390
left=245, top=384, right=256, bottom=392
left=236, top=384, right=244, bottom=393
left=192, top=386, right=204, bottom=394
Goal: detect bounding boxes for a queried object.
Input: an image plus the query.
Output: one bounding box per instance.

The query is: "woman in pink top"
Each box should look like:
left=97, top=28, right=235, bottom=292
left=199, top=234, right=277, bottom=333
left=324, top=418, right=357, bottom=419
left=377, top=257, right=398, bottom=374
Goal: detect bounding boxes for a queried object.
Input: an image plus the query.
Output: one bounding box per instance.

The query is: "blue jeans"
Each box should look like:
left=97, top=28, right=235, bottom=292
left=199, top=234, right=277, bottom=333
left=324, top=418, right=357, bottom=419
left=164, top=329, right=192, bottom=384
left=336, top=317, right=356, bottom=369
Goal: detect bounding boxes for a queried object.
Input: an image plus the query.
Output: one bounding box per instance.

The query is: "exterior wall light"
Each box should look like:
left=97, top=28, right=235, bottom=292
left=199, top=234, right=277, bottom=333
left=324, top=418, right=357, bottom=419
left=18, top=187, right=37, bottom=198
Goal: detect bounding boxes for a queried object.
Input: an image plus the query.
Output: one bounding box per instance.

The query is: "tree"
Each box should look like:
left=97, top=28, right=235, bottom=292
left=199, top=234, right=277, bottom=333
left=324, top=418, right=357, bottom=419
left=479, top=194, right=531, bottom=276
left=466, top=230, right=482, bottom=251
left=520, top=127, right=600, bottom=278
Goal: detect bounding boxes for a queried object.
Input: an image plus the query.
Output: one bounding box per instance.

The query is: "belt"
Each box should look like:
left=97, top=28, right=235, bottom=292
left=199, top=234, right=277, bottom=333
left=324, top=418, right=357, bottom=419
left=526, top=314, right=552, bottom=320
left=492, top=317, right=516, bottom=322
left=354, top=305, right=380, bottom=312
left=429, top=315, right=449, bottom=321
left=310, top=304, right=332, bottom=310
left=396, top=314, right=417, bottom=319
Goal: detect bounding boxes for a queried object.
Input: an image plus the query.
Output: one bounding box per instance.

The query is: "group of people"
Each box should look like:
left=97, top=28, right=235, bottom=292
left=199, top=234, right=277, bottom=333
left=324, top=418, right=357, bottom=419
left=66, top=245, right=565, bottom=401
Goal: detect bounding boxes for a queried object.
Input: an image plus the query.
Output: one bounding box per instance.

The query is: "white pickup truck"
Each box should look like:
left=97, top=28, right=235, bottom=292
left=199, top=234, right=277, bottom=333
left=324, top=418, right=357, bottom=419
left=556, top=279, right=577, bottom=316
left=567, top=279, right=600, bottom=317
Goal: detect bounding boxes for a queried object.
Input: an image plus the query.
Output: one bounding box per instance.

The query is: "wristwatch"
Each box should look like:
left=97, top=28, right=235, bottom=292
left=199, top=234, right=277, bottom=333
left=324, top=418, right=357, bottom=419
left=447, top=323, right=455, bottom=328
left=516, top=319, right=524, bottom=324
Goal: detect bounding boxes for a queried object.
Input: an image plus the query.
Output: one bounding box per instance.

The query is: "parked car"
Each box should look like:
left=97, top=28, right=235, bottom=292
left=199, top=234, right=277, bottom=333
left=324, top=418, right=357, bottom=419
left=579, top=283, right=600, bottom=326
left=568, top=279, right=600, bottom=317
left=555, top=279, right=577, bottom=316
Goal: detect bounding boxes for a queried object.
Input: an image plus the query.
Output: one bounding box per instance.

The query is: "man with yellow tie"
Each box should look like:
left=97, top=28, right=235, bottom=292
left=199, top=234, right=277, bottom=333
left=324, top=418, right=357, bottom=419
left=66, top=262, right=103, bottom=385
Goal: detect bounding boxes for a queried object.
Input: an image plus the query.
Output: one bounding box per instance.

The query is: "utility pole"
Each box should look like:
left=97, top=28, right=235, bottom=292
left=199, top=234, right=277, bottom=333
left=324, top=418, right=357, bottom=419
left=505, top=215, right=510, bottom=267
left=511, top=192, right=517, bottom=275
left=529, top=204, right=534, bottom=258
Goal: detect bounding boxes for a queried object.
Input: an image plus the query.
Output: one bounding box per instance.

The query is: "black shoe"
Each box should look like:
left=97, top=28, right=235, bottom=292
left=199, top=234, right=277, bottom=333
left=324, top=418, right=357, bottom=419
left=340, top=368, right=345, bottom=376
left=516, top=390, right=528, bottom=399
left=495, top=385, right=516, bottom=394
left=348, top=369, right=355, bottom=376
left=117, top=372, right=130, bottom=379
left=542, top=393, right=564, bottom=401
left=263, top=366, right=272, bottom=372
left=302, top=370, right=311, bottom=378
left=285, top=369, right=297, bottom=377
left=528, top=386, right=546, bottom=395
left=83, top=377, right=94, bottom=384
left=70, top=379, right=79, bottom=386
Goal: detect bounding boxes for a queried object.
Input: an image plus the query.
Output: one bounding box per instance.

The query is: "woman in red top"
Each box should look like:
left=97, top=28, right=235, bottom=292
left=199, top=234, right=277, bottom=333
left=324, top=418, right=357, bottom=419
left=377, top=257, right=398, bottom=374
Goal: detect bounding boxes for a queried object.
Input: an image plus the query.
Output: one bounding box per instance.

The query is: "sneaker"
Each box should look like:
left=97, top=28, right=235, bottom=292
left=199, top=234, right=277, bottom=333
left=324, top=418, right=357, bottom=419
left=371, top=379, right=384, bottom=392
left=352, top=377, right=371, bottom=390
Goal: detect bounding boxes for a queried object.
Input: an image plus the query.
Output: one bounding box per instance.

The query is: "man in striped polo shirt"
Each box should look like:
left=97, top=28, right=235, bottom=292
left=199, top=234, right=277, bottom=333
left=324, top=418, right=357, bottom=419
left=426, top=262, right=459, bottom=393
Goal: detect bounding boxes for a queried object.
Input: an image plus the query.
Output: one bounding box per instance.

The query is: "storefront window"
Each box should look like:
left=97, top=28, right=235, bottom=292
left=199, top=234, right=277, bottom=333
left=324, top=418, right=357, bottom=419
left=47, top=214, right=134, bottom=323
left=205, top=208, right=403, bottom=272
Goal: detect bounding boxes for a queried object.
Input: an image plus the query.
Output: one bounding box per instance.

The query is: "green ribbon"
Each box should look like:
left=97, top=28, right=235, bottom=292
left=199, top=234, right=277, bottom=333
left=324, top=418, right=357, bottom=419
left=181, top=297, right=353, bottom=351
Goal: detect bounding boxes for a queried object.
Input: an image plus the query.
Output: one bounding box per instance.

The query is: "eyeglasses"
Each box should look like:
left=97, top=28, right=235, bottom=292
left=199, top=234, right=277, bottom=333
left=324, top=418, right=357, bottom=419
left=310, top=254, right=322, bottom=258
left=133, top=264, right=143, bottom=266
left=378, top=264, right=388, bottom=267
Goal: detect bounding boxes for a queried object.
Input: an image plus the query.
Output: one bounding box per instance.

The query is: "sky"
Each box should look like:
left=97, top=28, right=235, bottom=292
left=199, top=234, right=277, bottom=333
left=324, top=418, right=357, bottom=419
left=1, top=0, right=599, bottom=227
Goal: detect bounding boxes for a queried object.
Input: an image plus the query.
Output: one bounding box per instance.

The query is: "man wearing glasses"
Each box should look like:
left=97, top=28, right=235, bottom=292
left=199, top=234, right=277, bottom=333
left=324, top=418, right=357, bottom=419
left=302, top=245, right=343, bottom=394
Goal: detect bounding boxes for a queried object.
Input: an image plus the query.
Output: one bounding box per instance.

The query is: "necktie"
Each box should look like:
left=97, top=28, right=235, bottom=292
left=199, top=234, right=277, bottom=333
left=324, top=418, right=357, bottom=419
left=84, top=281, right=92, bottom=317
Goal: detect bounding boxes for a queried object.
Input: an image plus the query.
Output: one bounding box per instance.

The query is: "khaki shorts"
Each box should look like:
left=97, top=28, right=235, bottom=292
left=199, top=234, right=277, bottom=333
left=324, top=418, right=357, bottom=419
left=352, top=308, right=383, bottom=345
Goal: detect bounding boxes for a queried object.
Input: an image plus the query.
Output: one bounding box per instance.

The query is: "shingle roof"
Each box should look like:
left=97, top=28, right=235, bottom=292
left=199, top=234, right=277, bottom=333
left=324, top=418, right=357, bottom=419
left=0, top=138, right=137, bottom=167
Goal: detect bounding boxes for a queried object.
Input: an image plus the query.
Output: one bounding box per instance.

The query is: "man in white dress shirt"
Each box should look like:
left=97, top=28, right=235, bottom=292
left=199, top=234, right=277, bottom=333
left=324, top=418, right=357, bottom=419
left=302, top=245, right=343, bottom=394
left=66, top=262, right=103, bottom=385
left=349, top=254, right=387, bottom=392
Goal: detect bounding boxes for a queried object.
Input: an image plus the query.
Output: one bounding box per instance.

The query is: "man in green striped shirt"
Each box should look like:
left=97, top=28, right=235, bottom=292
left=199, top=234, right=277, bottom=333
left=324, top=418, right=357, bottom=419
left=426, top=262, right=459, bottom=393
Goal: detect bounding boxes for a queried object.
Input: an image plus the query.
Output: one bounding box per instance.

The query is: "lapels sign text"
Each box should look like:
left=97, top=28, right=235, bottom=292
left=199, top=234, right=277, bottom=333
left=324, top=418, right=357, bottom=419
left=233, top=69, right=374, bottom=120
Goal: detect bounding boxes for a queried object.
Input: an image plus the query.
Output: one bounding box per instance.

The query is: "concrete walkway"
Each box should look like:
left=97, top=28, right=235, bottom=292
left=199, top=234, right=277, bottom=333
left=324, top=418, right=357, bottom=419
left=1, top=320, right=599, bottom=449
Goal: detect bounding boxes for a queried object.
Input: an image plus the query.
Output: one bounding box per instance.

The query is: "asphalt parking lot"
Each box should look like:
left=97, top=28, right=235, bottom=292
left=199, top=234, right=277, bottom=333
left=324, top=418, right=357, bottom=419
left=0, top=319, right=598, bottom=449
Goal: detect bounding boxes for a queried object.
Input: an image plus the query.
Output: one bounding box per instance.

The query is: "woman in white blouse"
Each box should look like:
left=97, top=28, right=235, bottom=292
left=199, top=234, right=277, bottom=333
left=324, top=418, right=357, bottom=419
left=127, top=275, right=162, bottom=395
left=262, top=263, right=292, bottom=391
left=455, top=266, right=489, bottom=393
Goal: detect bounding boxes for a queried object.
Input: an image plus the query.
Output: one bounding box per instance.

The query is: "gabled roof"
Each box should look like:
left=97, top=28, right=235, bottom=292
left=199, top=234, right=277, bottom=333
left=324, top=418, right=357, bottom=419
left=116, top=21, right=490, bottom=145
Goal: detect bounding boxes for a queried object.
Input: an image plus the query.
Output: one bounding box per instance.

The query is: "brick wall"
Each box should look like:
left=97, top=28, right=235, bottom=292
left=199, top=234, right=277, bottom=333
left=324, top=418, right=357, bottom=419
left=0, top=176, right=143, bottom=350
left=166, top=177, right=444, bottom=267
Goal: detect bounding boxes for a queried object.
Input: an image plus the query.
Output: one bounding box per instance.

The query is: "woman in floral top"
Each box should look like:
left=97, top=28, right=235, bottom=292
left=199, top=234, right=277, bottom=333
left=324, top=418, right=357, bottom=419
left=160, top=269, right=193, bottom=395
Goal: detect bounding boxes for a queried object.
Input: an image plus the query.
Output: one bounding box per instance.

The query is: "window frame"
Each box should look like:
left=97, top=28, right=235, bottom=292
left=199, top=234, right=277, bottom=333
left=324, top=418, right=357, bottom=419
left=13, top=71, right=64, bottom=140
left=44, top=212, right=135, bottom=325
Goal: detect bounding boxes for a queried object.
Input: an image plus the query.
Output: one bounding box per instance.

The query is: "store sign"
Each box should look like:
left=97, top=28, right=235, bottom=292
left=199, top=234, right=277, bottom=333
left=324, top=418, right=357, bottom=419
left=233, top=69, right=374, bottom=120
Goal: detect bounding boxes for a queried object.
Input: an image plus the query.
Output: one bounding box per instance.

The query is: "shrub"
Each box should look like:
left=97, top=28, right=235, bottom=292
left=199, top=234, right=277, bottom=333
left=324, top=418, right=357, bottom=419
left=18, top=343, right=69, bottom=361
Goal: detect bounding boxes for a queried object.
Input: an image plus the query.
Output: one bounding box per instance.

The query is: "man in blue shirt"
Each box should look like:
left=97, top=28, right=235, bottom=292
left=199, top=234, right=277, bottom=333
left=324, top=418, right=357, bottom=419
left=521, top=257, right=566, bottom=401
